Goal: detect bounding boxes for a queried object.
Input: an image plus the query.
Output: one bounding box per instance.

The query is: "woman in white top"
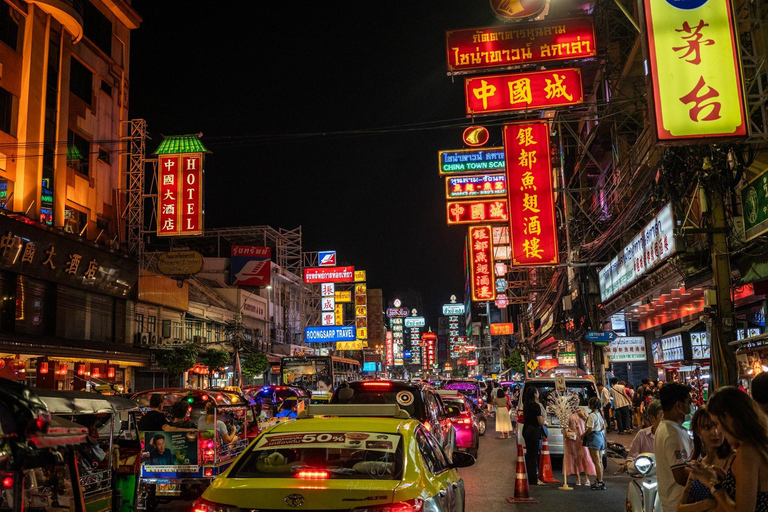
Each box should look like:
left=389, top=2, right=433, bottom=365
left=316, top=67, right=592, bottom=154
left=198, top=401, right=237, bottom=445
left=582, top=396, right=607, bottom=490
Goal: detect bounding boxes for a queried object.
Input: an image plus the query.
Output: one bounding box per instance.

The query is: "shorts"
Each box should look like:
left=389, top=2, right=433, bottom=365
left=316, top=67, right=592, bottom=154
left=587, top=432, right=605, bottom=451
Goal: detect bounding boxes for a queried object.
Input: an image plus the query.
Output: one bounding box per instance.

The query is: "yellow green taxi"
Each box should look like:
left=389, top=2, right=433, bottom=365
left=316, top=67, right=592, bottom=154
left=193, top=404, right=475, bottom=511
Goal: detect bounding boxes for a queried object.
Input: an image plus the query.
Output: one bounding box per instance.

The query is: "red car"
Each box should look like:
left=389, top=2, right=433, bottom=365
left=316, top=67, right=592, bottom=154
left=438, top=390, right=480, bottom=458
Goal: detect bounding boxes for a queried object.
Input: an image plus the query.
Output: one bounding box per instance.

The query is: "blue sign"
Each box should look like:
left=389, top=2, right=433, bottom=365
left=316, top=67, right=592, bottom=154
left=318, top=251, right=337, bottom=267
left=585, top=331, right=619, bottom=343
left=403, top=351, right=412, bottom=358
left=304, top=326, right=355, bottom=343
left=363, top=362, right=377, bottom=372
left=495, top=278, right=508, bottom=292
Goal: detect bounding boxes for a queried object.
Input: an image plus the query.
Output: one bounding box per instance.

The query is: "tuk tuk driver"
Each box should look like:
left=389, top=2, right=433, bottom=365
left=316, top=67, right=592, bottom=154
left=198, top=401, right=237, bottom=445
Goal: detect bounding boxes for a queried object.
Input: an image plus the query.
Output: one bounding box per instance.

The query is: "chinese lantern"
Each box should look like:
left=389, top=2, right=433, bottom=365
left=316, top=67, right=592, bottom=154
left=92, top=367, right=100, bottom=378
left=76, top=363, right=85, bottom=376
left=107, top=366, right=115, bottom=379
left=0, top=359, right=5, bottom=370
left=58, top=364, right=67, bottom=376
left=38, top=361, right=49, bottom=374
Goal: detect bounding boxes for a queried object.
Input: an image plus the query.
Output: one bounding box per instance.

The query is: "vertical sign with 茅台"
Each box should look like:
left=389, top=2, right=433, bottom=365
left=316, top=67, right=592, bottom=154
left=468, top=225, right=495, bottom=302
left=231, top=246, right=271, bottom=286
left=158, top=153, right=204, bottom=236
left=643, top=0, right=747, bottom=141
left=503, top=121, right=559, bottom=266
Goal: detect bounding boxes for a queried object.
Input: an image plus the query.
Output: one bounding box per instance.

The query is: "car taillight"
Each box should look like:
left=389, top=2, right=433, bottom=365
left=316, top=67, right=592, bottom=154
left=352, top=498, right=424, bottom=511
left=1, top=473, right=13, bottom=489
left=453, top=414, right=472, bottom=426
left=295, top=470, right=330, bottom=479
left=192, top=496, right=240, bottom=512
left=361, top=381, right=392, bottom=389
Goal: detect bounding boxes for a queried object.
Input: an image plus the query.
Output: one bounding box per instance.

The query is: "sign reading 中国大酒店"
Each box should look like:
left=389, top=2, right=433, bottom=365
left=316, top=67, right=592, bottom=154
left=446, top=17, right=596, bottom=74
left=464, top=68, right=584, bottom=116
left=598, top=203, right=676, bottom=302
left=303, top=266, right=355, bottom=284
left=742, top=167, right=768, bottom=241
left=446, top=199, right=509, bottom=225
left=446, top=174, right=507, bottom=199
left=305, top=326, right=356, bottom=343
left=644, top=0, right=747, bottom=141
left=503, top=121, right=559, bottom=266
left=605, top=337, right=648, bottom=363
left=469, top=225, right=496, bottom=302
left=158, top=153, right=204, bottom=236
left=439, top=147, right=505, bottom=175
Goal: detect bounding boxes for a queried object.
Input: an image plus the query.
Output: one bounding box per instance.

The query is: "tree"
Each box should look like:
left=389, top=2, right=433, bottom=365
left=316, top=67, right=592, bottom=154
left=156, top=344, right=198, bottom=386
left=201, top=349, right=231, bottom=384
left=504, top=348, right=526, bottom=375
left=241, top=353, right=269, bottom=382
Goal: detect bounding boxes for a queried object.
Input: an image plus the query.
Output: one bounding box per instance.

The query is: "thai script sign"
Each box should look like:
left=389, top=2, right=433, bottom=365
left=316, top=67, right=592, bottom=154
left=465, top=68, right=584, bottom=116
left=387, top=307, right=409, bottom=318
left=503, top=121, right=559, bottom=266
left=644, top=0, right=747, bottom=141
left=446, top=199, right=509, bottom=225
left=231, top=246, right=271, bottom=287
left=742, top=167, right=768, bottom=241
left=439, top=147, right=505, bottom=175
left=157, top=251, right=203, bottom=277
left=446, top=173, right=507, bottom=199
left=490, top=323, right=515, bottom=336
left=469, top=225, right=496, bottom=302
left=158, top=153, right=204, bottom=236
left=304, top=266, right=355, bottom=284
left=605, top=336, right=648, bottom=363
left=304, top=326, right=356, bottom=343
left=335, top=290, right=352, bottom=303
left=405, top=316, right=426, bottom=328
left=442, top=303, right=466, bottom=316
left=446, top=17, right=596, bottom=74
left=598, top=203, right=676, bottom=302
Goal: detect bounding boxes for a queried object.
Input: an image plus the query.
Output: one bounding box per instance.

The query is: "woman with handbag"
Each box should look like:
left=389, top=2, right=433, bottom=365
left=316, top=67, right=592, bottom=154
left=495, top=387, right=513, bottom=438
left=581, top=397, right=607, bottom=490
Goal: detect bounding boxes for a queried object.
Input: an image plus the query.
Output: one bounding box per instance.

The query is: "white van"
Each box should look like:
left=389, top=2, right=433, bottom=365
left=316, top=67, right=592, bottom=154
left=516, top=377, right=599, bottom=457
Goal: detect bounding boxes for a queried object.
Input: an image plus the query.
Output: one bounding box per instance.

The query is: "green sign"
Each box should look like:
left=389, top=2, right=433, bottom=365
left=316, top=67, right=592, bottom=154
left=743, top=167, right=768, bottom=241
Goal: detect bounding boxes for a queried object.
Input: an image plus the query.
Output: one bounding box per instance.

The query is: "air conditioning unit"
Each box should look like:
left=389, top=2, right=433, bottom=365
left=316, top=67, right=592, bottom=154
left=134, top=332, right=150, bottom=345
left=160, top=337, right=172, bottom=345
left=150, top=334, right=159, bottom=345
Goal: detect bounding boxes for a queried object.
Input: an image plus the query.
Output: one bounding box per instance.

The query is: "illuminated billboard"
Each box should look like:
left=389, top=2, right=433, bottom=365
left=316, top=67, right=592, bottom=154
left=439, top=147, right=505, bottom=176
left=446, top=199, right=509, bottom=225
left=158, top=153, right=204, bottom=236
left=305, top=326, right=355, bottom=343
left=446, top=174, right=507, bottom=199
left=304, top=266, right=355, bottom=284
left=469, top=225, right=496, bottom=302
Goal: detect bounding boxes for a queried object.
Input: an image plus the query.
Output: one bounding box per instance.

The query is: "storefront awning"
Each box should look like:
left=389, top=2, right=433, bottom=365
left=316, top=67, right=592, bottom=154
left=0, top=332, right=151, bottom=366
left=661, top=319, right=705, bottom=338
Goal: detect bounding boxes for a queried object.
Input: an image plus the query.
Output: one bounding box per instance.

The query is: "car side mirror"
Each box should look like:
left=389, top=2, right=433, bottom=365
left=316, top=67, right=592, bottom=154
left=445, top=406, right=461, bottom=418
left=452, top=451, right=475, bottom=468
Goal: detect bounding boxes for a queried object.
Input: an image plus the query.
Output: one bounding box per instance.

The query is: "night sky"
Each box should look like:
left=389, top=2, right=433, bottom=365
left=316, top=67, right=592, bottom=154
left=128, top=2, right=511, bottom=326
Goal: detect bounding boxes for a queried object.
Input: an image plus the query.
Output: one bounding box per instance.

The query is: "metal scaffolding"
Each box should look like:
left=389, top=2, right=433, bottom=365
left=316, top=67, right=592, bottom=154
left=121, top=119, right=147, bottom=256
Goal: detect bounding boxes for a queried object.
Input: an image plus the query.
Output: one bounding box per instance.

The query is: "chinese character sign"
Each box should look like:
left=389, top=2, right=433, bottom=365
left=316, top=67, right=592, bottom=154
left=468, top=225, right=496, bottom=302
left=464, top=68, right=584, bottom=116
left=446, top=199, right=509, bottom=225
left=385, top=331, right=394, bottom=366
left=644, top=0, right=746, bottom=140
left=503, top=121, right=559, bottom=266
left=157, top=153, right=204, bottom=236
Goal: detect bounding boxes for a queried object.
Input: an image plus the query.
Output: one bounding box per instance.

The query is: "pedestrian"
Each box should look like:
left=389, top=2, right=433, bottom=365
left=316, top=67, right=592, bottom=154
left=495, top=387, right=513, bottom=438
left=692, top=386, right=768, bottom=512
left=167, top=400, right=197, bottom=430
left=624, top=399, right=663, bottom=465
left=597, top=382, right=613, bottom=431
left=138, top=394, right=168, bottom=432
left=486, top=381, right=496, bottom=414
left=522, top=386, right=547, bottom=486
left=677, top=406, right=733, bottom=512
left=581, top=396, right=606, bottom=490
left=564, top=408, right=596, bottom=486
left=751, top=371, right=768, bottom=416
left=655, top=382, right=694, bottom=512
left=610, top=377, right=633, bottom=434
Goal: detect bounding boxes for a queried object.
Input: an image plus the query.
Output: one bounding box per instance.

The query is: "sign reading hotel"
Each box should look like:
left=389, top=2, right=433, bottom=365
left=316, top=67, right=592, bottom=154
left=469, top=225, right=496, bottom=302
left=305, top=326, right=355, bottom=343
left=503, top=121, right=559, bottom=266
left=598, top=203, right=676, bottom=302
left=439, top=147, right=505, bottom=175
left=157, top=153, right=204, bottom=236
left=446, top=17, right=596, bottom=74
left=465, top=68, right=584, bottom=116
left=446, top=199, right=509, bottom=225
left=303, top=266, right=355, bottom=284
left=446, top=174, right=507, bottom=199
left=644, top=0, right=747, bottom=141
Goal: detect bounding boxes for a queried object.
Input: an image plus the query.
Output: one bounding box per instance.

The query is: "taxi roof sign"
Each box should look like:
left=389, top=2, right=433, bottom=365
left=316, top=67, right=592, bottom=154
left=298, top=404, right=411, bottom=420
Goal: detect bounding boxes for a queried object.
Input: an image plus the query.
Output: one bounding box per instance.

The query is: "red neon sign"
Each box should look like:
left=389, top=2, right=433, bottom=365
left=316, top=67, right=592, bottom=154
left=465, top=68, right=584, bottom=116
left=303, top=266, right=355, bottom=284
left=490, top=323, right=515, bottom=336
left=385, top=331, right=394, bottom=366
left=446, top=17, right=596, bottom=74
left=446, top=199, right=509, bottom=225
left=158, top=153, right=204, bottom=236
left=469, top=225, right=496, bottom=302
left=503, top=121, right=559, bottom=266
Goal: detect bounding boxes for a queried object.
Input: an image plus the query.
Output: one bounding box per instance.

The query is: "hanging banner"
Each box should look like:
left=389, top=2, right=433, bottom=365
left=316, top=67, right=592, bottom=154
left=446, top=173, right=507, bottom=199
left=469, top=225, right=496, bottom=302
left=157, top=153, right=204, bottom=236
left=439, top=147, right=505, bottom=176
left=503, top=121, right=559, bottom=266
left=446, top=199, right=509, bottom=225
left=643, top=0, right=747, bottom=141
left=464, top=68, right=584, bottom=116
left=446, top=17, right=596, bottom=74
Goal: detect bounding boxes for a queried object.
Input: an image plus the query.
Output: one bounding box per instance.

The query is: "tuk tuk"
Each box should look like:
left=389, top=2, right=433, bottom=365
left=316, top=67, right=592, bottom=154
left=130, top=388, right=251, bottom=510
left=242, top=384, right=309, bottom=417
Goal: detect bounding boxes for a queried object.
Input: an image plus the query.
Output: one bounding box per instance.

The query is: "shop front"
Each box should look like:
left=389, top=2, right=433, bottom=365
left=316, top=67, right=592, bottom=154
left=651, top=322, right=710, bottom=401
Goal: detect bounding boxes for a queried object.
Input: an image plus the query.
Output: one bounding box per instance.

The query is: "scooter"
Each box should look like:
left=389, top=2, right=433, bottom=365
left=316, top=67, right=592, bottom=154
left=624, top=452, right=661, bottom=512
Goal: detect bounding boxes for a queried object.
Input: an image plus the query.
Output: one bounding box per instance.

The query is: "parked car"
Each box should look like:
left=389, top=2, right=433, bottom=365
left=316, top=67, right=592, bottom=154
left=330, top=380, right=457, bottom=462
left=515, top=377, right=598, bottom=457
left=437, top=391, right=481, bottom=457
left=443, top=379, right=484, bottom=408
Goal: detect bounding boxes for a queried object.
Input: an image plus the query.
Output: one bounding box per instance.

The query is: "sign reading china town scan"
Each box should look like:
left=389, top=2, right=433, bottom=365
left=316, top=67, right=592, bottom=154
left=643, top=0, right=747, bottom=141
left=446, top=199, right=509, bottom=225
left=469, top=225, right=496, bottom=302
left=303, top=266, right=355, bottom=284
left=446, top=17, right=596, bottom=74
left=158, top=152, right=204, bottom=236
left=439, top=147, right=506, bottom=176
left=503, top=121, right=559, bottom=266
left=465, top=68, right=584, bottom=116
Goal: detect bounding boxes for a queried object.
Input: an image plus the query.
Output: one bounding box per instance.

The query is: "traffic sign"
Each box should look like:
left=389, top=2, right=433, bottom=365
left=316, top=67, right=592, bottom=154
left=527, top=360, right=539, bottom=372
left=585, top=331, right=618, bottom=343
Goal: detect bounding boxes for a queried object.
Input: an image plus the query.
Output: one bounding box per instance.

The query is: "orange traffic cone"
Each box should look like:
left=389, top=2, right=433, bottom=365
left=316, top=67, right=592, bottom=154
left=507, top=442, right=539, bottom=504
left=538, top=437, right=560, bottom=483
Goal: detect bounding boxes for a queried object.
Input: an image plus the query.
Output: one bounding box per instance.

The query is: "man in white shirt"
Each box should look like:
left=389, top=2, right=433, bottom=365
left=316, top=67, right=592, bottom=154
left=610, top=377, right=632, bottom=434
left=654, top=383, right=693, bottom=512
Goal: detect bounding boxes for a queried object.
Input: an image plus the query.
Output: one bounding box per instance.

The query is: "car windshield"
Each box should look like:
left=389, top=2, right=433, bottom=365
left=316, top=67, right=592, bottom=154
left=230, top=431, right=404, bottom=480
left=330, top=384, right=424, bottom=421
left=523, top=382, right=597, bottom=407
left=442, top=397, right=467, bottom=411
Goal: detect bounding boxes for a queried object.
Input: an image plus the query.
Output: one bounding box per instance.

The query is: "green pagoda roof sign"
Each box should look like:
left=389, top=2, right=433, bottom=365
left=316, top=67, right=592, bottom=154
left=154, top=134, right=208, bottom=155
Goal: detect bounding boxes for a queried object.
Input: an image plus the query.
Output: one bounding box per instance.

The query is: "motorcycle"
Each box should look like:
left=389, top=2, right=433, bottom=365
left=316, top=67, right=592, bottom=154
left=624, top=452, right=661, bottom=512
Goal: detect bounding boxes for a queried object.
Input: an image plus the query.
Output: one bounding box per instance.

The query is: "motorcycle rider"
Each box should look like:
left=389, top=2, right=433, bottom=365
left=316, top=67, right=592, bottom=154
left=655, top=383, right=694, bottom=512
left=624, top=399, right=663, bottom=468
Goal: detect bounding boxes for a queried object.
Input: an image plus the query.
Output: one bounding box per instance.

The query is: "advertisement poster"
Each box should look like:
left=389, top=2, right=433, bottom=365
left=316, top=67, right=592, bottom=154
left=142, top=431, right=198, bottom=473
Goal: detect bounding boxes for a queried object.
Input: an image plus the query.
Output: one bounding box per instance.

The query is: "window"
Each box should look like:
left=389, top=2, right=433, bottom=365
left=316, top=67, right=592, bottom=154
left=69, top=58, right=93, bottom=105
left=214, top=324, right=221, bottom=342
left=173, top=321, right=182, bottom=340
left=195, top=323, right=202, bottom=337
left=135, top=313, right=144, bottom=333
left=162, top=319, right=171, bottom=338
left=97, top=146, right=110, bottom=164
left=0, top=4, right=23, bottom=52
left=99, top=79, right=112, bottom=96
left=82, top=2, right=112, bottom=56
left=147, top=315, right=156, bottom=333
left=206, top=324, right=212, bottom=342
left=63, top=205, right=88, bottom=234
left=0, top=87, right=18, bottom=137
left=67, top=130, right=90, bottom=176
left=415, top=429, right=448, bottom=475
left=185, top=321, right=193, bottom=341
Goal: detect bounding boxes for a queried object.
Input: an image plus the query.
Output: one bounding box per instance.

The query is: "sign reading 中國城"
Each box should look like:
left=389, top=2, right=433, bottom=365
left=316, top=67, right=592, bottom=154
left=469, top=225, right=496, bottom=302
left=605, top=336, right=648, bottom=363
left=643, top=0, right=747, bottom=141
left=742, top=167, right=768, bottom=241
left=446, top=174, right=507, bottom=199
left=598, top=203, right=676, bottom=302
left=446, top=17, right=596, bottom=74
left=158, top=153, right=204, bottom=236
left=503, top=121, right=559, bottom=266
left=304, top=266, right=355, bottom=284
left=464, top=68, right=584, bottom=116
left=490, top=323, right=514, bottom=336
left=230, top=246, right=271, bottom=287
left=439, top=147, right=506, bottom=175
left=305, top=326, right=355, bottom=343
left=446, top=199, right=509, bottom=225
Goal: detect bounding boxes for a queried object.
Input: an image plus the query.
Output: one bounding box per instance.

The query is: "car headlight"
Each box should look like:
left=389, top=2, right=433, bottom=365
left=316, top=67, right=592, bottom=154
left=634, top=455, right=653, bottom=476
